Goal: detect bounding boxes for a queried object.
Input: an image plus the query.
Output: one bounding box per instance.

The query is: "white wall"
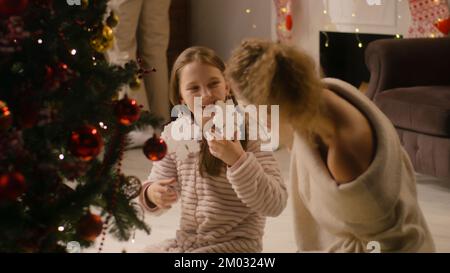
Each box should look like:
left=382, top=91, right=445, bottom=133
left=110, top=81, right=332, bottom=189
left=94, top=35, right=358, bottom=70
left=188, top=0, right=416, bottom=63
left=189, top=0, right=273, bottom=60
left=291, top=0, right=412, bottom=63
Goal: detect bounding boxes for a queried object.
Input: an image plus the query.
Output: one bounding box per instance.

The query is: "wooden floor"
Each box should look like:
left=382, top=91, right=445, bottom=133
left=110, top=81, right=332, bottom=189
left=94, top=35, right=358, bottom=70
left=86, top=148, right=450, bottom=253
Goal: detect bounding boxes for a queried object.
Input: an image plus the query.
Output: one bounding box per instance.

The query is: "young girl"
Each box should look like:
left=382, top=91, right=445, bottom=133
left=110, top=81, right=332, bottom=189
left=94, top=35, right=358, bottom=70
left=226, top=39, right=435, bottom=252
left=139, top=46, right=287, bottom=253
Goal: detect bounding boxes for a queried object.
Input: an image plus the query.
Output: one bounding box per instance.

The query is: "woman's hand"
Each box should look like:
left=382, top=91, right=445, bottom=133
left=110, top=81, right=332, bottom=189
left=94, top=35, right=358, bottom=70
left=207, top=132, right=245, bottom=166
left=146, top=178, right=178, bottom=209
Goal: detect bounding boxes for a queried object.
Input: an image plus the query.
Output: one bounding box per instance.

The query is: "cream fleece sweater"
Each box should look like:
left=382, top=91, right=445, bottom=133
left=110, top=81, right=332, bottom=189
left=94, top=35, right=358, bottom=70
left=291, top=78, right=435, bottom=253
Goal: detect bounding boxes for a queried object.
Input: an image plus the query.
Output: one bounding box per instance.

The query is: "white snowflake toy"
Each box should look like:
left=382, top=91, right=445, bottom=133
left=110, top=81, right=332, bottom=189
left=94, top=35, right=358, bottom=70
left=161, top=114, right=201, bottom=161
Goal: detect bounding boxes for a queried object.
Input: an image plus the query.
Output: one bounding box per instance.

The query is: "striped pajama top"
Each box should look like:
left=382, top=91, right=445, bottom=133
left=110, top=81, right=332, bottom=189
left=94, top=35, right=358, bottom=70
left=139, top=126, right=287, bottom=253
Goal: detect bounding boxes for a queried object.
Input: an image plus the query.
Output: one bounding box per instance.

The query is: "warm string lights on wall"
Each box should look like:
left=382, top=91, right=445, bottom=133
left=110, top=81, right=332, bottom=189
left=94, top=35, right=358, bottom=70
left=274, top=0, right=293, bottom=43
left=355, top=28, right=363, bottom=48
left=321, top=0, right=404, bottom=49
left=322, top=31, right=330, bottom=47
left=246, top=0, right=448, bottom=47
left=242, top=7, right=261, bottom=30
left=244, top=1, right=293, bottom=42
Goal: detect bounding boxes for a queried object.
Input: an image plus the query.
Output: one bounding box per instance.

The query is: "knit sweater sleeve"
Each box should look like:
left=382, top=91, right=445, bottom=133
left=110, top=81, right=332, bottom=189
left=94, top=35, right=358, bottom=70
left=139, top=151, right=179, bottom=215
left=226, top=140, right=288, bottom=217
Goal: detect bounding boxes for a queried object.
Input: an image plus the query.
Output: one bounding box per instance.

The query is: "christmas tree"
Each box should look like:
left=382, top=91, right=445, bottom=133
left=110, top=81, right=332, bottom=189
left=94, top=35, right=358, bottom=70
left=0, top=0, right=164, bottom=252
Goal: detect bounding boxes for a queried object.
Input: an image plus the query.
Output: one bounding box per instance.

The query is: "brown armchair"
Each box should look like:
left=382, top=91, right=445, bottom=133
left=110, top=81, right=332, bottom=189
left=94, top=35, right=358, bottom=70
left=365, top=37, right=450, bottom=178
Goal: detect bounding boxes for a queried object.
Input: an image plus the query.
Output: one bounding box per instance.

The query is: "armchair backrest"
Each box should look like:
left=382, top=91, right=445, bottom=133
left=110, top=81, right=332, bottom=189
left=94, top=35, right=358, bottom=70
left=365, top=37, right=450, bottom=100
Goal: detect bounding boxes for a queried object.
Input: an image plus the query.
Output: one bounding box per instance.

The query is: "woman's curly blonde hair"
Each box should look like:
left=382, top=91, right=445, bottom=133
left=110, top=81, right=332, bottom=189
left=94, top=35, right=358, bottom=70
left=226, top=39, right=326, bottom=137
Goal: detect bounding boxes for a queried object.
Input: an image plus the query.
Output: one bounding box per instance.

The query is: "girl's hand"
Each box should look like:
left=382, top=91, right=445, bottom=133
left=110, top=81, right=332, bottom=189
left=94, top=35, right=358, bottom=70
left=207, top=132, right=245, bottom=166
left=146, top=178, right=178, bottom=209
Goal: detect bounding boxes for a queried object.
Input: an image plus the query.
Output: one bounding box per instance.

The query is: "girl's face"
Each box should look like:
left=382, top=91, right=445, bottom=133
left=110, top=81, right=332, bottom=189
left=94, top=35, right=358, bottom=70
left=179, top=61, right=230, bottom=125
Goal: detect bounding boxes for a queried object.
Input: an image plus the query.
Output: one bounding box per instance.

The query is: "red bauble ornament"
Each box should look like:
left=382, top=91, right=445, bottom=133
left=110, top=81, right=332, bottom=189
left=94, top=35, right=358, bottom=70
left=435, top=17, right=450, bottom=36
left=0, top=0, right=29, bottom=17
left=43, top=62, right=73, bottom=92
left=114, top=96, right=141, bottom=126
left=77, top=212, right=103, bottom=242
left=0, top=100, right=12, bottom=131
left=0, top=171, right=26, bottom=202
left=143, top=134, right=167, bottom=161
left=285, top=14, right=293, bottom=31
left=68, top=125, right=104, bottom=161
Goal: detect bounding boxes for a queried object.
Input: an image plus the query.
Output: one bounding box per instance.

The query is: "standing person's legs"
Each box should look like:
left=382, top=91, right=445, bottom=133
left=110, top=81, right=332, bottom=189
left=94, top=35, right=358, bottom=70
left=114, top=0, right=150, bottom=111
left=138, top=0, right=172, bottom=124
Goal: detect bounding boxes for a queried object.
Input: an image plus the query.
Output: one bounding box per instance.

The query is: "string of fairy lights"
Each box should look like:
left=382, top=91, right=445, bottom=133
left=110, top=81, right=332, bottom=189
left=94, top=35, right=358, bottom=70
left=245, top=0, right=293, bottom=43
left=236, top=0, right=448, bottom=45
left=320, top=0, right=405, bottom=50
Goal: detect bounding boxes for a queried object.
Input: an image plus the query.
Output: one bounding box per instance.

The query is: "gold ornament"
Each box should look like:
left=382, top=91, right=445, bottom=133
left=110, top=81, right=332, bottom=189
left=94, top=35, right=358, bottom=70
left=90, top=36, right=113, bottom=53
left=112, top=93, right=119, bottom=101
left=106, top=12, right=119, bottom=28
left=89, top=25, right=114, bottom=53
left=81, top=0, right=89, bottom=9
left=102, top=25, right=114, bottom=41
left=129, top=76, right=141, bottom=91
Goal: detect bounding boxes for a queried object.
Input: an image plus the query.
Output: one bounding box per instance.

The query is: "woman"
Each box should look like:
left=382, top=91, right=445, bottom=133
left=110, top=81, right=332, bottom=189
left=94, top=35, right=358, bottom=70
left=226, top=39, right=435, bottom=252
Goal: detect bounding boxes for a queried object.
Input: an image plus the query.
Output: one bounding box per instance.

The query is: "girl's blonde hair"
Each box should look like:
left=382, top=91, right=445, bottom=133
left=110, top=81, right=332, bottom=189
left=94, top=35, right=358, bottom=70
left=226, top=39, right=326, bottom=138
left=169, top=46, right=247, bottom=177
